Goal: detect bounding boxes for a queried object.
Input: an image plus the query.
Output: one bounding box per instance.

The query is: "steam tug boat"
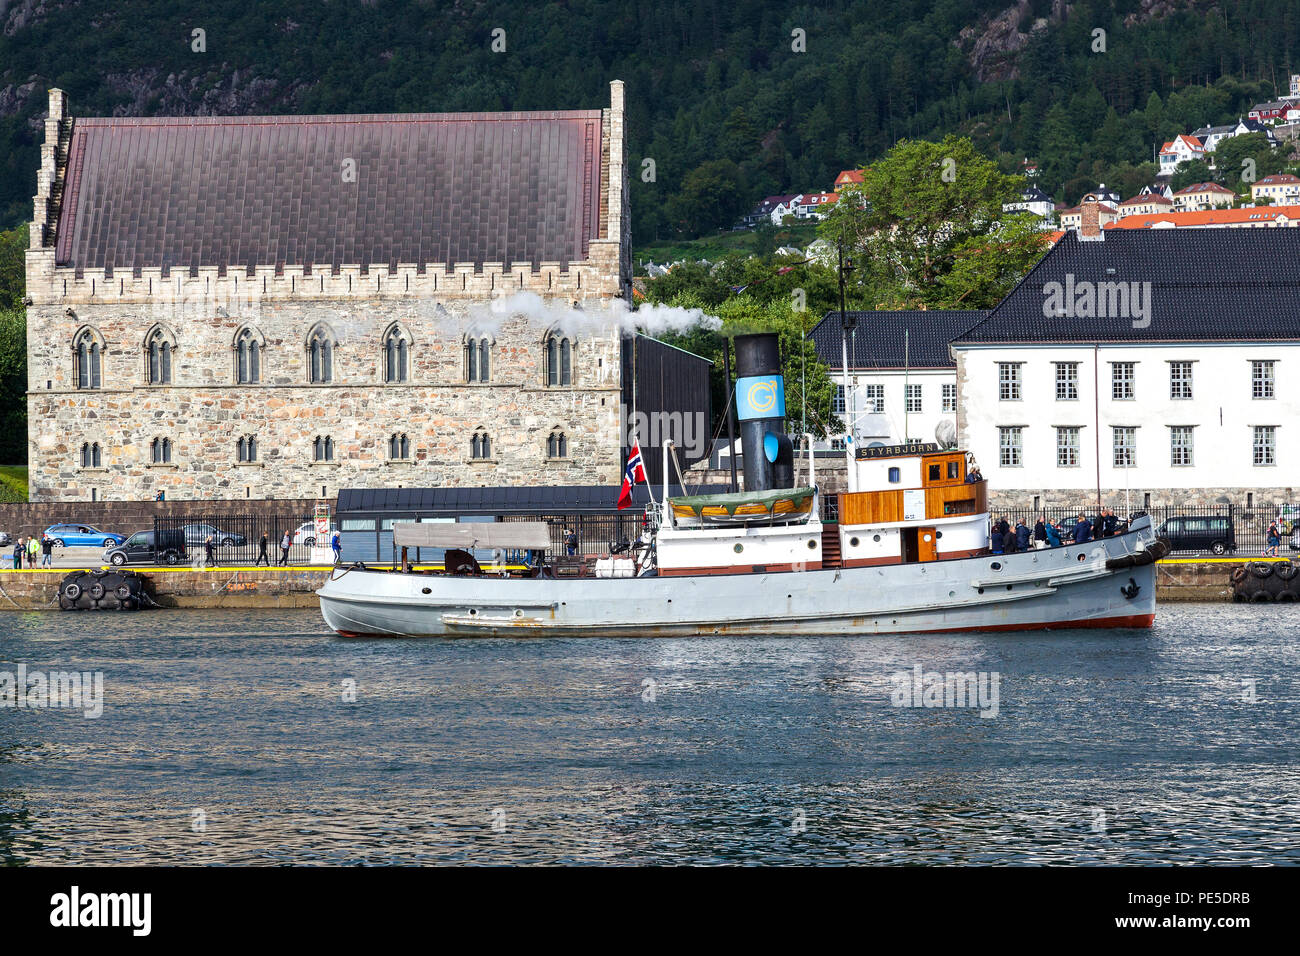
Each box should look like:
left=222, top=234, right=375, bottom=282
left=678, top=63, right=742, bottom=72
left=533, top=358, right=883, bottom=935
left=317, top=334, right=1164, bottom=638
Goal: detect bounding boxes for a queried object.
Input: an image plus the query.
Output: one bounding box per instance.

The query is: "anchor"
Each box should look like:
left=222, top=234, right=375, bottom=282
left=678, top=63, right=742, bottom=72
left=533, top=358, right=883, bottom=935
left=1120, top=577, right=1141, bottom=600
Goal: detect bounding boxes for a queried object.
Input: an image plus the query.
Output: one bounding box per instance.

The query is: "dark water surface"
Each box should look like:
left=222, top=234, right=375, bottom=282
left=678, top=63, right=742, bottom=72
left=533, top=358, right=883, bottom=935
left=1, top=604, right=1298, bottom=864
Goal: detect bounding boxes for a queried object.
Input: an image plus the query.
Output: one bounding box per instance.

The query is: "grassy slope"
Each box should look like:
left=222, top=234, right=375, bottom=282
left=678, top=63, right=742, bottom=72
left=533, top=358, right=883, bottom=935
left=0, top=465, right=28, bottom=502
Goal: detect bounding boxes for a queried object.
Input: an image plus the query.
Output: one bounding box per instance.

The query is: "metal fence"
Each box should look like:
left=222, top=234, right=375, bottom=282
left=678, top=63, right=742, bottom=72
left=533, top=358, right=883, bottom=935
left=154, top=514, right=317, bottom=565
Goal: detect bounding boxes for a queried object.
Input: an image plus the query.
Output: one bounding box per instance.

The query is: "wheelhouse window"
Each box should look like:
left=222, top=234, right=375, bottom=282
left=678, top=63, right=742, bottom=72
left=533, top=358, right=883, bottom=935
left=145, top=327, right=173, bottom=385
left=307, top=325, right=334, bottom=384
left=547, top=429, right=568, bottom=459
left=74, top=328, right=102, bottom=389
left=150, top=437, right=173, bottom=464
left=313, top=436, right=335, bottom=462
left=389, top=433, right=410, bottom=460
left=466, top=336, right=491, bottom=383
left=79, top=442, right=102, bottom=468
left=383, top=325, right=409, bottom=383
left=998, top=363, right=1021, bottom=401
left=471, top=429, right=491, bottom=459
left=545, top=333, right=573, bottom=386
left=235, top=328, right=261, bottom=384
left=237, top=436, right=258, bottom=463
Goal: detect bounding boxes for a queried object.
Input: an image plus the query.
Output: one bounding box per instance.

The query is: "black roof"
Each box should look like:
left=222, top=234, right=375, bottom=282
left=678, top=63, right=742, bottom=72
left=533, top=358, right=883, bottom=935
left=338, top=484, right=728, bottom=516
left=955, top=230, right=1300, bottom=344
left=809, top=310, right=989, bottom=369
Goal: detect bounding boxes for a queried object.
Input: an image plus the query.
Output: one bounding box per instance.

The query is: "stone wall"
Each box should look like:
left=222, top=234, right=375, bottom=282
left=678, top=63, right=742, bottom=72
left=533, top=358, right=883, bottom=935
left=26, top=298, right=625, bottom=501
left=0, top=498, right=317, bottom=539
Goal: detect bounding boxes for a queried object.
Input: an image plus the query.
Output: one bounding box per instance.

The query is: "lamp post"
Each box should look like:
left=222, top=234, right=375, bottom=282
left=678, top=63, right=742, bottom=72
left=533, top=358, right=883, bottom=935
left=838, top=240, right=856, bottom=492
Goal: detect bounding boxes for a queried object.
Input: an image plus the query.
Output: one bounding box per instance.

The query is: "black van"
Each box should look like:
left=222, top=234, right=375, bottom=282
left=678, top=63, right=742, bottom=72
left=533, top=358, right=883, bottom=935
left=1155, top=515, right=1236, bottom=555
left=105, top=528, right=187, bottom=565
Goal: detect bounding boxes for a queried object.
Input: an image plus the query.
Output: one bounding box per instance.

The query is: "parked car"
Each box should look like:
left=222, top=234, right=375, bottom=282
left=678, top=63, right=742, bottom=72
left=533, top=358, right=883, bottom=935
left=105, top=529, right=187, bottom=566
left=45, top=523, right=126, bottom=548
left=0, top=531, right=10, bottom=547
left=1155, top=515, right=1237, bottom=555
left=292, top=520, right=336, bottom=547
left=181, top=523, right=247, bottom=547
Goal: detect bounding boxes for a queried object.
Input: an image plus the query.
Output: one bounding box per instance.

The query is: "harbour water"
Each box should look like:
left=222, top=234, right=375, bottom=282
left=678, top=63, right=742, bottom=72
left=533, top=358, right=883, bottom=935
left=1, top=604, right=1298, bottom=865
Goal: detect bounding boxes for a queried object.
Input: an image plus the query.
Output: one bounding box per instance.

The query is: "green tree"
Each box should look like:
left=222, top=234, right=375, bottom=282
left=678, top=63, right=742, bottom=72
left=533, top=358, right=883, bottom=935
left=0, top=307, right=26, bottom=465
left=1214, top=133, right=1287, bottom=191
left=0, top=224, right=26, bottom=312
left=1169, top=159, right=1215, bottom=193
left=668, top=159, right=746, bottom=236
left=936, top=214, right=1054, bottom=309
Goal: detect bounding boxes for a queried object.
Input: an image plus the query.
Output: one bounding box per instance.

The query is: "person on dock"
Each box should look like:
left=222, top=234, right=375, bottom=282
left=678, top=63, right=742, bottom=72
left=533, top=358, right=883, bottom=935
left=255, top=532, right=270, bottom=566
left=40, top=533, right=53, bottom=567
left=12, top=536, right=24, bottom=570
left=278, top=530, right=291, bottom=566
left=26, top=535, right=39, bottom=567
left=204, top=534, right=217, bottom=568
left=1265, top=520, right=1281, bottom=557
left=330, top=529, right=342, bottom=565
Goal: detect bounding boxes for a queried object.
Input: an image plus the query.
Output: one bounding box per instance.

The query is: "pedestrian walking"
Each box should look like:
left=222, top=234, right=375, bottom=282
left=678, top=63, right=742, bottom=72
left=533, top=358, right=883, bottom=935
left=40, top=533, right=53, bottom=567
left=565, top=527, right=578, bottom=556
left=278, top=530, right=291, bottom=566
left=204, top=534, right=217, bottom=568
left=255, top=531, right=270, bottom=566
left=1265, top=520, right=1281, bottom=557
left=330, top=529, right=342, bottom=565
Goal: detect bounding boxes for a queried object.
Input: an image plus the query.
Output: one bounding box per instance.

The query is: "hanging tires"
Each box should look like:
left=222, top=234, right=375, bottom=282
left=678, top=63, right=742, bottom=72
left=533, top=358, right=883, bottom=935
left=1232, top=561, right=1300, bottom=602
left=57, top=570, right=150, bottom=611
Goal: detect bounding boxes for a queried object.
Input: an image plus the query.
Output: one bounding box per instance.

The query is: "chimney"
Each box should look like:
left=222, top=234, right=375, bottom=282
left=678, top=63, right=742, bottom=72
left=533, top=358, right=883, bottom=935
left=1080, top=201, right=1104, bottom=240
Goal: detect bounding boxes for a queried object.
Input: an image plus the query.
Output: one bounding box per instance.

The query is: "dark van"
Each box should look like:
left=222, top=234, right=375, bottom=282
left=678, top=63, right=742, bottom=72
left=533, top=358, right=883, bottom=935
left=1155, top=515, right=1236, bottom=555
left=105, top=529, right=187, bottom=565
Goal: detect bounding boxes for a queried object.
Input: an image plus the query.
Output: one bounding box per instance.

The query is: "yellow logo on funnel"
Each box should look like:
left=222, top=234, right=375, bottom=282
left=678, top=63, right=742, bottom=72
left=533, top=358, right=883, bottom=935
left=747, top=380, right=778, bottom=414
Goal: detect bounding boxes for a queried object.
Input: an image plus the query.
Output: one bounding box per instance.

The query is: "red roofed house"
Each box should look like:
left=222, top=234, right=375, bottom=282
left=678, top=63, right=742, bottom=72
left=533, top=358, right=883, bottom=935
left=795, top=192, right=839, bottom=219
left=1105, top=207, right=1300, bottom=230
left=1172, top=182, right=1236, bottom=212
left=1117, top=193, right=1174, bottom=218
left=833, top=169, right=864, bottom=191
left=1158, top=135, right=1206, bottom=176
left=1251, top=174, right=1300, bottom=205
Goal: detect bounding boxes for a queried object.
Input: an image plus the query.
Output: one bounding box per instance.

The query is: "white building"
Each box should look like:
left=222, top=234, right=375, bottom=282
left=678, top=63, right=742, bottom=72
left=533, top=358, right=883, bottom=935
left=951, top=220, right=1300, bottom=511
left=809, top=310, right=988, bottom=448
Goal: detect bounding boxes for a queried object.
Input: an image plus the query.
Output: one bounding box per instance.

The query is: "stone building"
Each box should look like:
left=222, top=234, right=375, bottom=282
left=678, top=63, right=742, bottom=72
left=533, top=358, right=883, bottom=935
left=25, top=82, right=706, bottom=502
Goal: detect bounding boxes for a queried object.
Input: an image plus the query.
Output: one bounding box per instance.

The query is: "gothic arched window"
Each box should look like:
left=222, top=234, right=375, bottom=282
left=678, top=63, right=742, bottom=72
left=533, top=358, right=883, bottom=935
left=383, top=325, right=409, bottom=383
left=73, top=328, right=103, bottom=389
left=465, top=335, right=491, bottom=383
left=471, top=429, right=491, bottom=460
left=389, top=433, right=410, bottom=460
left=307, top=324, right=335, bottom=384
left=545, top=332, right=573, bottom=386
left=150, top=437, right=173, bottom=464
left=313, top=435, right=335, bottom=462
left=80, top=442, right=102, bottom=468
left=145, top=326, right=174, bottom=385
left=235, top=327, right=262, bottom=384
left=237, top=436, right=258, bottom=462
left=547, top=429, right=568, bottom=459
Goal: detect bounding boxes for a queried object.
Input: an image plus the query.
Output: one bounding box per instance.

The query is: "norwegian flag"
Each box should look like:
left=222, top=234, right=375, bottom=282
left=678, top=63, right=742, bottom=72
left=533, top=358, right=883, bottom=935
left=617, top=443, right=647, bottom=510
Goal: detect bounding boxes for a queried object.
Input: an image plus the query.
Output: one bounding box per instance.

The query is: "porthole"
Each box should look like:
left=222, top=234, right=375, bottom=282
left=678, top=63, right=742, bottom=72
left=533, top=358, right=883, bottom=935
left=850, top=537, right=860, bottom=547
left=977, top=587, right=985, bottom=594
left=873, top=534, right=881, bottom=543
left=469, top=608, right=478, bottom=615
left=421, top=587, right=431, bottom=595
left=734, top=543, right=744, bottom=553
left=514, top=609, right=524, bottom=618
left=807, top=540, right=817, bottom=550
left=935, top=531, right=943, bottom=539
left=990, top=562, right=1002, bottom=571
left=1077, top=553, right=1086, bottom=562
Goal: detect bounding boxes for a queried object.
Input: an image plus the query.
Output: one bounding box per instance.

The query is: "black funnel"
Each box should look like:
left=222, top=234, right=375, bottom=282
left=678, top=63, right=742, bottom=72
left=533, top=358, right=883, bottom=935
left=733, top=333, right=792, bottom=491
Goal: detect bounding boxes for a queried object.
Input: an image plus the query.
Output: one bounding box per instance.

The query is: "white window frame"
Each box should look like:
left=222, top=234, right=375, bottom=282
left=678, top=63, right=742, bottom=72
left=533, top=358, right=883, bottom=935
left=1056, top=426, right=1080, bottom=468
left=1112, top=362, right=1135, bottom=401
left=941, top=383, right=956, bottom=413
left=1112, top=426, right=1137, bottom=468
left=905, top=384, right=922, bottom=414
left=862, top=384, right=884, bottom=414
left=1169, top=426, right=1194, bottom=467
left=998, top=363, right=1022, bottom=401
left=1054, top=362, right=1079, bottom=401
left=1252, top=360, right=1275, bottom=399
left=1169, top=361, right=1193, bottom=400
left=999, top=426, right=1023, bottom=467
left=1253, top=425, right=1276, bottom=466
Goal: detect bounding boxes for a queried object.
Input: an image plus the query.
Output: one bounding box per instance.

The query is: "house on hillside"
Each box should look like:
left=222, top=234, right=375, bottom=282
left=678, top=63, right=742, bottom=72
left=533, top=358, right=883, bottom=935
left=1105, top=207, right=1300, bottom=230
left=833, top=169, right=864, bottom=192
left=1251, top=173, right=1300, bottom=204
left=1247, top=100, right=1300, bottom=126
left=1058, top=203, right=1119, bottom=232
left=795, top=192, right=838, bottom=219
left=1172, top=181, right=1235, bottom=211
left=808, top=310, right=988, bottom=447
left=1003, top=185, right=1055, bottom=223
left=1191, top=123, right=1239, bottom=153
left=738, top=195, right=793, bottom=229
left=770, top=194, right=806, bottom=224
left=1158, top=135, right=1206, bottom=175
left=1117, top=192, right=1173, bottom=218
left=950, top=222, right=1300, bottom=510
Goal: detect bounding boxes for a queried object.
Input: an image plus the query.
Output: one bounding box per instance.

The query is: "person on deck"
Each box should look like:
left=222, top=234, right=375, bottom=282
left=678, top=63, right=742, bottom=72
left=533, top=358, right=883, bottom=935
left=1073, top=515, right=1093, bottom=545
left=1103, top=509, right=1119, bottom=538
left=27, top=535, right=39, bottom=567
left=1045, top=521, right=1063, bottom=548
left=1033, top=517, right=1048, bottom=549
left=1015, top=519, right=1031, bottom=552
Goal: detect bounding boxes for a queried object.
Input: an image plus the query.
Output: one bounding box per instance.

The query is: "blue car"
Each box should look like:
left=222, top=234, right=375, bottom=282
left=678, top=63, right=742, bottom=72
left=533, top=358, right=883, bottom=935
left=45, top=523, right=126, bottom=548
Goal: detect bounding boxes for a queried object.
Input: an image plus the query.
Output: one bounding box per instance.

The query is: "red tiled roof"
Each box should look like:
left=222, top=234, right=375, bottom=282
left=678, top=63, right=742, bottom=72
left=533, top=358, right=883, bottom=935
left=55, top=110, right=607, bottom=273
left=1173, top=182, right=1234, bottom=195
left=1104, top=206, right=1300, bottom=228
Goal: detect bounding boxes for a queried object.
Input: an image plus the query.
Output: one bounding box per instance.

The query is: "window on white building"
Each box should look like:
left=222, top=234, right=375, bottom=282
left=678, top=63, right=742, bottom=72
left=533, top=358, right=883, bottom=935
left=1253, top=425, right=1276, bottom=466
left=1169, top=426, right=1194, bottom=466
left=1056, top=426, right=1080, bottom=467
left=941, top=383, right=956, bottom=413
left=905, top=384, right=922, bottom=413
left=863, top=384, right=884, bottom=413
left=1055, top=362, right=1079, bottom=401
left=833, top=384, right=845, bottom=416
left=998, top=363, right=1021, bottom=401
left=1252, top=360, right=1275, bottom=399
left=1113, top=427, right=1137, bottom=468
left=999, top=426, right=1023, bottom=467
left=1169, top=361, right=1193, bottom=400
left=1112, top=362, right=1135, bottom=400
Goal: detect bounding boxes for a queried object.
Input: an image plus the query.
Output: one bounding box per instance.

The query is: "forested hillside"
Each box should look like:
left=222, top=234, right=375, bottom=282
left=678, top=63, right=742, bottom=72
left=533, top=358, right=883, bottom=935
left=3, top=0, right=1300, bottom=241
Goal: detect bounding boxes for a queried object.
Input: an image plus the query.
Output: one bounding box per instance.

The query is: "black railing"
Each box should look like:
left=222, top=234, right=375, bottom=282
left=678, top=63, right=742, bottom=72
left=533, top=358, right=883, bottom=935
left=154, top=514, right=317, bottom=565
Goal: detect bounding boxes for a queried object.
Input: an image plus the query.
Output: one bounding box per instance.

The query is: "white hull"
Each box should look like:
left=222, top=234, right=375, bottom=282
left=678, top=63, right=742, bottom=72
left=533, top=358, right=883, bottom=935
left=316, top=516, right=1160, bottom=638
